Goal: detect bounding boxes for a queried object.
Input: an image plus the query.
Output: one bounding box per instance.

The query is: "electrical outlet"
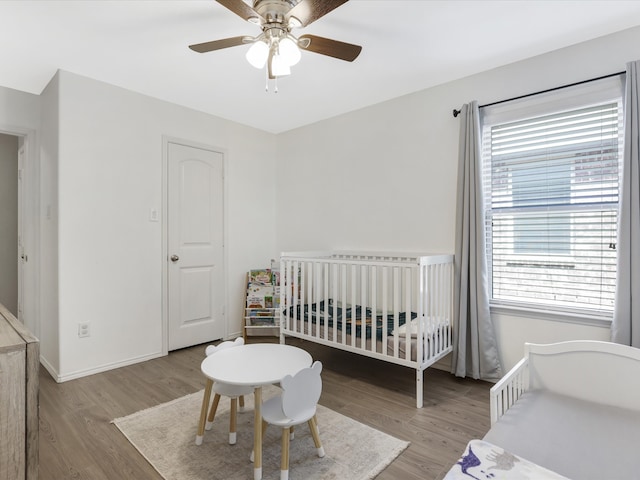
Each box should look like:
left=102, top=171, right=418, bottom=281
left=78, top=322, right=90, bottom=338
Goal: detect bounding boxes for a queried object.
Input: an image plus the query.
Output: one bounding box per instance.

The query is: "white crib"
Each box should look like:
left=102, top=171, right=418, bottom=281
left=279, top=251, right=454, bottom=407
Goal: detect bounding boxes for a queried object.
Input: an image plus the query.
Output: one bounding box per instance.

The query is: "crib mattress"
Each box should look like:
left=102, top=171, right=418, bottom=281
left=282, top=312, right=450, bottom=363
left=483, top=390, right=640, bottom=479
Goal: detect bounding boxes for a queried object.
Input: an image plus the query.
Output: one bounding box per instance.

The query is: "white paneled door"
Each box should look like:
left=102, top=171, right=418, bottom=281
left=167, top=142, right=225, bottom=350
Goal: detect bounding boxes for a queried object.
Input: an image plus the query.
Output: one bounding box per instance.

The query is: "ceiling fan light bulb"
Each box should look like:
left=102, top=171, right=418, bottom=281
left=271, top=54, right=291, bottom=77
left=246, top=41, right=268, bottom=69
left=279, top=37, right=301, bottom=66
left=288, top=16, right=302, bottom=28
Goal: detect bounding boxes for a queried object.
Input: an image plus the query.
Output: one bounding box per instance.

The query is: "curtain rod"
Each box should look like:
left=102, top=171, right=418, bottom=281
left=452, top=70, right=625, bottom=118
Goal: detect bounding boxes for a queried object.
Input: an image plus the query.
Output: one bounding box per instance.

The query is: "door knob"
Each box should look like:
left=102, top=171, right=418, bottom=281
left=170, top=254, right=179, bottom=262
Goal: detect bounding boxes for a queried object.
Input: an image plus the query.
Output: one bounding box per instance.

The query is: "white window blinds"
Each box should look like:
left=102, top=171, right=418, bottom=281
left=481, top=75, right=624, bottom=315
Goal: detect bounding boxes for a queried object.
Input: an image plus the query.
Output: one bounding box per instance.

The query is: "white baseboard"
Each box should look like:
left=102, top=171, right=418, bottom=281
left=41, top=351, right=165, bottom=383
left=39, top=356, right=60, bottom=381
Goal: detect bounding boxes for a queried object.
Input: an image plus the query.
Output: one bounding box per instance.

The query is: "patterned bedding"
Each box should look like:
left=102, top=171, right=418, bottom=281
left=287, top=299, right=415, bottom=340
left=443, top=440, right=569, bottom=480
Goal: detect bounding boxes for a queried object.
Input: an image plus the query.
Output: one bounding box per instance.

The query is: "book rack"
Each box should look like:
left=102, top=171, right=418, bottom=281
left=243, top=265, right=280, bottom=338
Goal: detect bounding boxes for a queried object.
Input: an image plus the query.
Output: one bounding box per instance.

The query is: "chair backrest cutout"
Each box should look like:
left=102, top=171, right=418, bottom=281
left=280, top=361, right=323, bottom=421
left=205, top=337, right=244, bottom=357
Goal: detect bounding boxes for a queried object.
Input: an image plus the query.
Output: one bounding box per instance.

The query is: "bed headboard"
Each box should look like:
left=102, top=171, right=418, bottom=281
left=526, top=340, right=640, bottom=411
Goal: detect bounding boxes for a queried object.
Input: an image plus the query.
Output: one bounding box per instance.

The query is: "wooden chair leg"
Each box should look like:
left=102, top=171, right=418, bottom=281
left=308, top=417, right=325, bottom=457
left=195, top=379, right=213, bottom=445
left=229, top=398, right=238, bottom=444
left=206, top=393, right=221, bottom=430
left=239, top=394, right=245, bottom=412
left=290, top=425, right=295, bottom=440
left=281, top=427, right=290, bottom=480
left=250, top=420, right=269, bottom=463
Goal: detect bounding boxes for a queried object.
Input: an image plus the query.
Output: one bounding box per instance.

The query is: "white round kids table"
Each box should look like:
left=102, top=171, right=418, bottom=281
left=200, top=343, right=312, bottom=480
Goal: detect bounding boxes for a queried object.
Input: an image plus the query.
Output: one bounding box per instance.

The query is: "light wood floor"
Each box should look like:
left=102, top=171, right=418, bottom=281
left=39, top=337, right=492, bottom=480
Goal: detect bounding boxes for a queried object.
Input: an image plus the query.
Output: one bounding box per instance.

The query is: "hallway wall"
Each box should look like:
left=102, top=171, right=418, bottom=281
left=0, top=133, right=19, bottom=315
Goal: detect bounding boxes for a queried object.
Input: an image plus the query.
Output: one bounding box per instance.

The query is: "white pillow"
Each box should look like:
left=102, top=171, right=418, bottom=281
left=395, top=319, right=420, bottom=337
left=393, top=317, right=449, bottom=337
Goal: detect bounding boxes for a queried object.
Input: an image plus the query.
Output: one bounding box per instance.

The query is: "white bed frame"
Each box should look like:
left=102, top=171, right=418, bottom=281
left=279, top=251, right=454, bottom=407
left=490, top=340, right=640, bottom=424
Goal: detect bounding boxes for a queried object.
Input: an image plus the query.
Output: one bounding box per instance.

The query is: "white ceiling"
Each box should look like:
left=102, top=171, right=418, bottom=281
left=2, top=1, right=640, bottom=134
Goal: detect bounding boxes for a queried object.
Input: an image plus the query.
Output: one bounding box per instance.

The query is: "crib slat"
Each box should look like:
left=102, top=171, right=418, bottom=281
left=430, top=262, right=437, bottom=357
left=370, top=265, right=377, bottom=353
left=340, top=264, right=347, bottom=345
left=332, top=264, right=337, bottom=343
left=293, top=261, right=299, bottom=332
left=360, top=264, right=367, bottom=351
left=393, top=267, right=400, bottom=357
left=432, top=263, right=439, bottom=359
left=404, top=266, right=411, bottom=362
left=353, top=263, right=359, bottom=348
left=381, top=266, right=388, bottom=356
left=304, top=262, right=311, bottom=335
left=323, top=262, right=329, bottom=340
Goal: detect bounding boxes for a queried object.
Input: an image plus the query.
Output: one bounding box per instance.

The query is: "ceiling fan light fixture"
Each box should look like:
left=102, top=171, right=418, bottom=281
left=271, top=54, right=291, bottom=76
left=279, top=36, right=301, bottom=66
left=246, top=40, right=269, bottom=68
left=195, top=0, right=362, bottom=91
left=288, top=16, right=302, bottom=28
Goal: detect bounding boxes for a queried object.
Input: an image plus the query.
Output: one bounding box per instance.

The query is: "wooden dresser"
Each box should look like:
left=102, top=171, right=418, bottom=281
left=0, top=304, right=39, bottom=480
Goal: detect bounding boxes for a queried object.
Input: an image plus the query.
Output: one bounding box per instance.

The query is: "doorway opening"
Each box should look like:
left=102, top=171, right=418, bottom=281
left=0, top=127, right=38, bottom=337
left=0, top=133, right=19, bottom=317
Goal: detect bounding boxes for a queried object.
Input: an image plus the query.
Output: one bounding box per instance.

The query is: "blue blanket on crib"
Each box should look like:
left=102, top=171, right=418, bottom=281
left=287, top=299, right=415, bottom=340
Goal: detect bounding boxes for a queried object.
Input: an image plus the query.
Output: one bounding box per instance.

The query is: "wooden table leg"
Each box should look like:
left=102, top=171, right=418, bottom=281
left=253, top=386, right=262, bottom=480
left=229, top=398, right=238, bottom=444
left=195, top=379, right=213, bottom=445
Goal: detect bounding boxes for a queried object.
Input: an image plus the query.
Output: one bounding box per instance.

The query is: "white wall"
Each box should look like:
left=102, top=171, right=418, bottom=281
left=48, top=71, right=277, bottom=380
left=0, top=85, right=40, bottom=129
left=39, top=73, right=60, bottom=375
left=275, top=26, right=640, bottom=372
left=276, top=93, right=456, bottom=254
left=0, top=133, right=18, bottom=315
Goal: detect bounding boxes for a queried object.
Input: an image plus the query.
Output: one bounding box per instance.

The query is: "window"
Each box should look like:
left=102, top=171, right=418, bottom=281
left=481, top=76, right=624, bottom=316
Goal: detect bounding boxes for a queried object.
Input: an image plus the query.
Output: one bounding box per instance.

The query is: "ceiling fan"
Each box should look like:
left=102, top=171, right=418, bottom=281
left=189, top=0, right=362, bottom=83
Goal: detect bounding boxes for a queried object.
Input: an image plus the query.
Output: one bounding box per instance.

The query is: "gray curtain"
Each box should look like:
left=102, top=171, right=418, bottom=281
left=612, top=61, right=640, bottom=347
left=452, top=102, right=502, bottom=380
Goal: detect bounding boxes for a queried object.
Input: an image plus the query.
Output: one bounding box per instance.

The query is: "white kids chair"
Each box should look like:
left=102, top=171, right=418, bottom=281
left=259, top=360, right=325, bottom=480
left=195, top=337, right=254, bottom=445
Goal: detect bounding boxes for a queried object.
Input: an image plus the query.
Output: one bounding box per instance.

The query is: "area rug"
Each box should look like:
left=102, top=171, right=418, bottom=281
left=112, top=384, right=409, bottom=480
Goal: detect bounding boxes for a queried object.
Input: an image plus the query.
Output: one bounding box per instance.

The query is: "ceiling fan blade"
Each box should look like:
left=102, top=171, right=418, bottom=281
left=298, top=34, right=362, bottom=62
left=189, top=36, right=250, bottom=53
left=286, top=0, right=349, bottom=27
left=216, top=0, right=264, bottom=24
